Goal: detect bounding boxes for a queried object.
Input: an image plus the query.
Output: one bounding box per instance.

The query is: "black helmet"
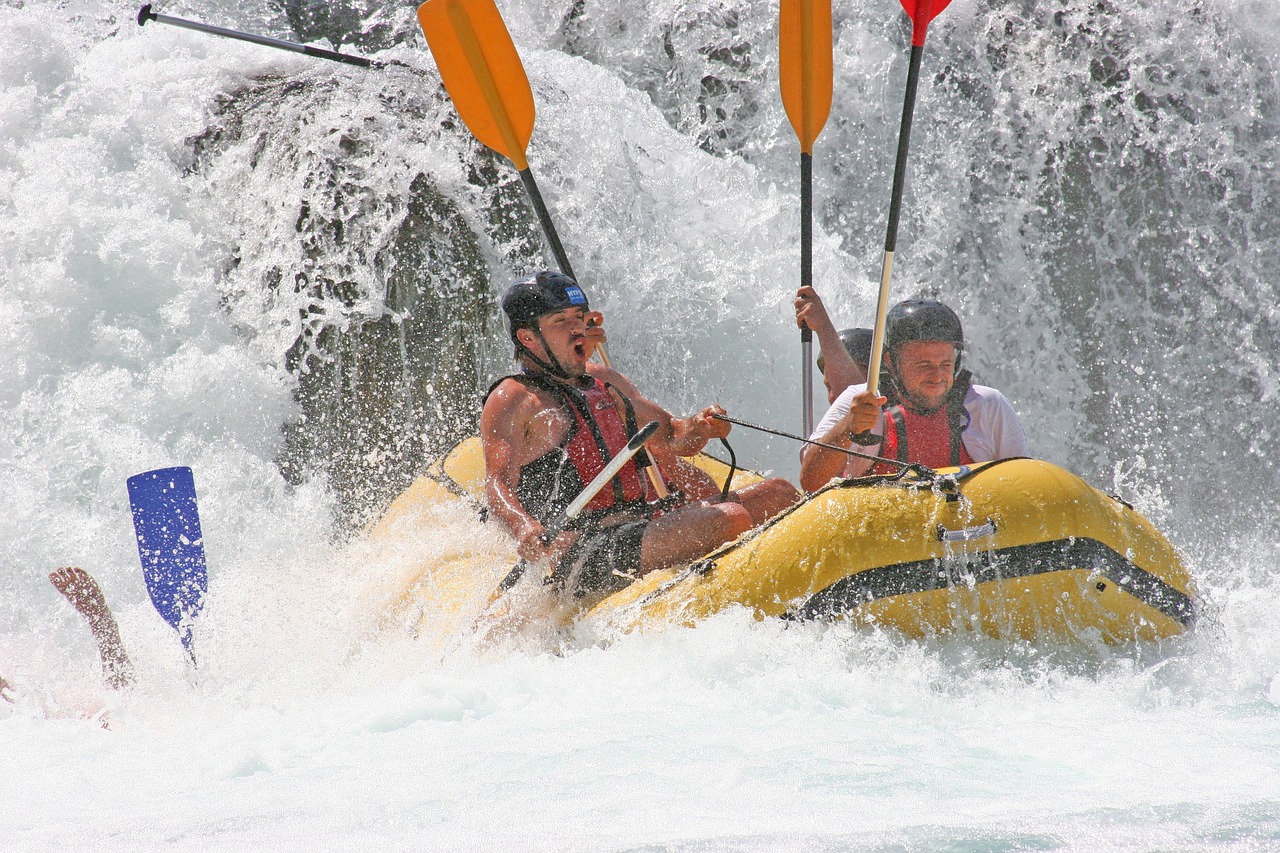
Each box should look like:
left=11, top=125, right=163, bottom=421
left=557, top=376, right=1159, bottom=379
left=817, top=327, right=874, bottom=374
left=501, top=271, right=588, bottom=338
left=884, top=299, right=964, bottom=352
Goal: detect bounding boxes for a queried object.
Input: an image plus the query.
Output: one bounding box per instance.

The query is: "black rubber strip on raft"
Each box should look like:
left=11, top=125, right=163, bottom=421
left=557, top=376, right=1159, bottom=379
left=794, top=537, right=1197, bottom=627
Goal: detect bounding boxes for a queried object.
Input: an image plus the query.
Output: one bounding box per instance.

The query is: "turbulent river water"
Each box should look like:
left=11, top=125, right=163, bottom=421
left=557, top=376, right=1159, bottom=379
left=3, top=0, right=1280, bottom=849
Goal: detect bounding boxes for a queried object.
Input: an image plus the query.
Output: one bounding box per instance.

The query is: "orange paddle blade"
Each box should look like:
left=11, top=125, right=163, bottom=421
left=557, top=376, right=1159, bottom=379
left=418, top=0, right=534, bottom=169
left=779, top=0, right=833, bottom=154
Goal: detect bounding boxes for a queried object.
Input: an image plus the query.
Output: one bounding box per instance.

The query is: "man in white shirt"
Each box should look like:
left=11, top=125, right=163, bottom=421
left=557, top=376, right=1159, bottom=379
left=799, top=299, right=1028, bottom=491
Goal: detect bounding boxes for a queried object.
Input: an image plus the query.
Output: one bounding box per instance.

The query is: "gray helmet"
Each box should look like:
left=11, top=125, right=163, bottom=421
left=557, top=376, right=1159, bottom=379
left=817, top=327, right=873, bottom=374
left=884, top=299, right=964, bottom=352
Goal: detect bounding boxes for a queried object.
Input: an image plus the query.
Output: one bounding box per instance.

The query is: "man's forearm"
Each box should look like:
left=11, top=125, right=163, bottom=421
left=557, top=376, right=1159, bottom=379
left=799, top=427, right=851, bottom=490
left=813, top=321, right=844, bottom=356
left=486, top=481, right=544, bottom=549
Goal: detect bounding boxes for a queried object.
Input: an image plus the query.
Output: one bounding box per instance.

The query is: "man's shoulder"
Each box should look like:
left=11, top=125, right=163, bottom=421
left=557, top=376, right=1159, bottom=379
left=485, top=373, right=530, bottom=397
left=832, top=382, right=869, bottom=405
left=964, top=383, right=1020, bottom=415
left=965, top=382, right=1010, bottom=399
left=813, top=383, right=867, bottom=437
left=483, top=374, right=553, bottom=412
left=827, top=382, right=869, bottom=412
left=585, top=363, right=641, bottom=394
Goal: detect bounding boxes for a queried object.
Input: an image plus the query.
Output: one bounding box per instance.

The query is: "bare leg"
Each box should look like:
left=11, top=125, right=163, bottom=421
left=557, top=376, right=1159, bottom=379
left=637, top=476, right=801, bottom=574
left=49, top=567, right=134, bottom=690
left=0, top=674, right=13, bottom=703
left=638, top=500, right=755, bottom=573
left=731, top=477, right=803, bottom=526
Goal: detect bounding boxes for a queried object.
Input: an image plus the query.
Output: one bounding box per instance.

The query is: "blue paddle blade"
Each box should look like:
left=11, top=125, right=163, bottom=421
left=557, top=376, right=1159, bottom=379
left=127, top=466, right=208, bottom=652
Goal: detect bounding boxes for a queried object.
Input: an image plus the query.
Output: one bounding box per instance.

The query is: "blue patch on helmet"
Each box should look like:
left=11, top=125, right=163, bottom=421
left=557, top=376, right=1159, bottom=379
left=564, top=285, right=587, bottom=305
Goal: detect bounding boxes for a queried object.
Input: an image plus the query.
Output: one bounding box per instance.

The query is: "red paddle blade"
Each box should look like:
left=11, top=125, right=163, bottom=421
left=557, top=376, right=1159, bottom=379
left=779, top=0, right=834, bottom=154
left=418, top=0, right=535, bottom=169
left=899, top=0, right=954, bottom=46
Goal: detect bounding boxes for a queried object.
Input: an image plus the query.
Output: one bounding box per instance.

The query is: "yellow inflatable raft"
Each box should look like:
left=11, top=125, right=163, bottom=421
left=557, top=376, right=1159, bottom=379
left=373, top=438, right=1196, bottom=644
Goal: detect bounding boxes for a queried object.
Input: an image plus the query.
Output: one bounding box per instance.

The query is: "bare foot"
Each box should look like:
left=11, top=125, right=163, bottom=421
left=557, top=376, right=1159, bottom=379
left=50, top=567, right=134, bottom=690
left=50, top=567, right=111, bottom=623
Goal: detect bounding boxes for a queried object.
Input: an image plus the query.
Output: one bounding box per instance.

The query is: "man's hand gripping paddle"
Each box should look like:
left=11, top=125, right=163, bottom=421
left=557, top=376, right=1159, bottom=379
left=127, top=467, right=208, bottom=657
left=779, top=0, right=833, bottom=439
left=859, top=0, right=956, bottom=441
left=496, top=420, right=660, bottom=593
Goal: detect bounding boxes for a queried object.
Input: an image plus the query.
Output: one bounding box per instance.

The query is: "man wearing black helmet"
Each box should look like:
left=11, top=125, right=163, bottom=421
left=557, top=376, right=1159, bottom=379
left=799, top=298, right=1028, bottom=491
left=482, top=271, right=801, bottom=596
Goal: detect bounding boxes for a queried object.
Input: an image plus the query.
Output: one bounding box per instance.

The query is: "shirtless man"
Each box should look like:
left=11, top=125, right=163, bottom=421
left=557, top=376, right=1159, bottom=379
left=481, top=271, right=800, bottom=597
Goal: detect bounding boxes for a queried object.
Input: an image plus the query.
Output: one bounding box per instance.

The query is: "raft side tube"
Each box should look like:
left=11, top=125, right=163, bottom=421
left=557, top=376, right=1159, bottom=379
left=586, top=459, right=1197, bottom=644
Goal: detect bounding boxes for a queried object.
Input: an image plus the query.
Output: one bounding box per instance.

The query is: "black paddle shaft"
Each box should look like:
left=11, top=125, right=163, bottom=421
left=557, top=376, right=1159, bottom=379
left=800, top=151, right=814, bottom=437
left=800, top=151, right=813, bottom=337
left=137, top=5, right=372, bottom=68
left=518, top=168, right=576, bottom=280
left=863, top=42, right=925, bottom=404
left=884, top=45, right=924, bottom=254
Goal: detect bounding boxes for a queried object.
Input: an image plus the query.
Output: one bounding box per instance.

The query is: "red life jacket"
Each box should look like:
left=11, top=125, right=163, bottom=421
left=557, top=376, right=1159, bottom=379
left=559, top=377, right=650, bottom=513
left=869, top=371, right=974, bottom=475
left=491, top=373, right=651, bottom=524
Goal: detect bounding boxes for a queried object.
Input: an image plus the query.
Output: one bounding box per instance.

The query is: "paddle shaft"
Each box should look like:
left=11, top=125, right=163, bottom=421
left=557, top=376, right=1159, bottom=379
left=517, top=168, right=575, bottom=281
left=136, top=5, right=371, bottom=67
left=515, top=169, right=608, bottom=384
left=865, top=44, right=924, bottom=398
left=555, top=420, right=659, bottom=531
left=498, top=420, right=659, bottom=592
left=518, top=145, right=665, bottom=496
left=801, top=151, right=814, bottom=437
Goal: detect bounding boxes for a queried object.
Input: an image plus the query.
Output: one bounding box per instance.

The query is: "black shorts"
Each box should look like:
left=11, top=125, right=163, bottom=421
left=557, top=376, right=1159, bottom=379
left=558, top=518, right=650, bottom=598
